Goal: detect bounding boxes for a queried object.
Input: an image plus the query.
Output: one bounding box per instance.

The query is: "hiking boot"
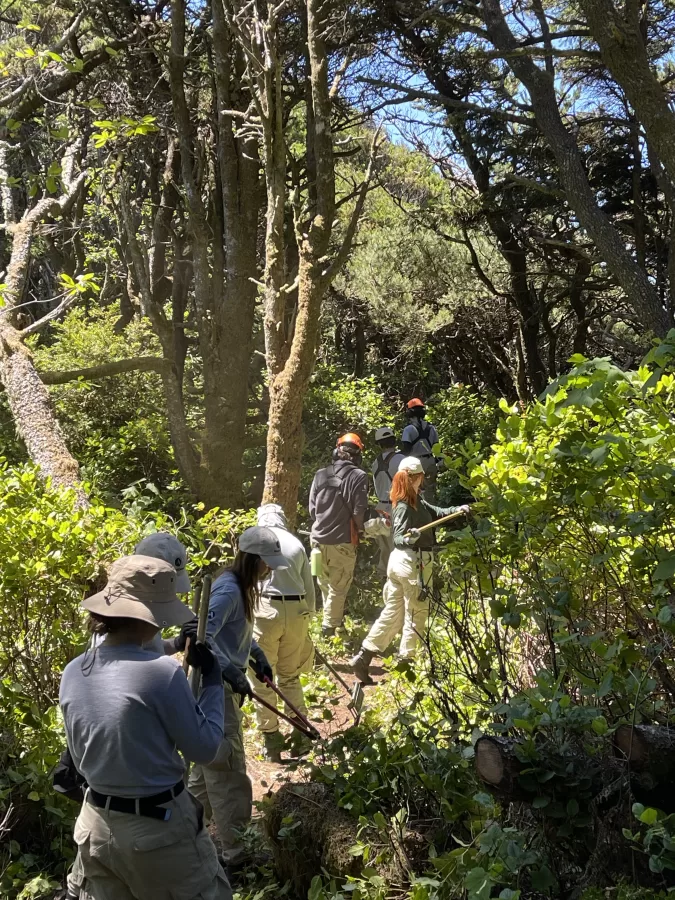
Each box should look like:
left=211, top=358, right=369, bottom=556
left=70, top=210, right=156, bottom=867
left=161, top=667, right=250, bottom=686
left=287, top=728, right=314, bottom=758
left=351, top=647, right=374, bottom=685
left=322, top=626, right=336, bottom=638
left=263, top=730, right=286, bottom=763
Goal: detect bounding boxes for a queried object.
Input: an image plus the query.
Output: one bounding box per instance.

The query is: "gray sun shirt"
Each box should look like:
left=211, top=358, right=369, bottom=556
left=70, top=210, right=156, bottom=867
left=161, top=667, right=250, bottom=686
left=205, top=570, right=262, bottom=684
left=59, top=643, right=224, bottom=798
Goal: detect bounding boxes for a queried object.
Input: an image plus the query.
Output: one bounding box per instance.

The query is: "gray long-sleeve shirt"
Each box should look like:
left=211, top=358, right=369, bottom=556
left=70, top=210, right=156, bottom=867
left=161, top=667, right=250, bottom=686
left=309, top=460, right=369, bottom=545
left=206, top=570, right=261, bottom=684
left=59, top=643, right=224, bottom=798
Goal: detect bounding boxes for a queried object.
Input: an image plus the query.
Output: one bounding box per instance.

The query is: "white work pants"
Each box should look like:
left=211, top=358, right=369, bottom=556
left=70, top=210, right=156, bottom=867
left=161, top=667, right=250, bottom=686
left=362, top=549, right=432, bottom=658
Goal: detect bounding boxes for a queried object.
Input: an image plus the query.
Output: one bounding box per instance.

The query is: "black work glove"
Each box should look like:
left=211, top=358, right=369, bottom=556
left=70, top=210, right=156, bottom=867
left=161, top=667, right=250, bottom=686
left=249, top=645, right=273, bottom=683
left=173, top=617, right=198, bottom=653
left=185, top=639, right=216, bottom=677
left=222, top=664, right=253, bottom=698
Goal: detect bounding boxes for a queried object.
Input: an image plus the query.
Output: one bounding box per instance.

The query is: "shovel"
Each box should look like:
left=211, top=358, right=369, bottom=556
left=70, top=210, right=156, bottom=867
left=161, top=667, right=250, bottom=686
left=314, top=648, right=364, bottom=722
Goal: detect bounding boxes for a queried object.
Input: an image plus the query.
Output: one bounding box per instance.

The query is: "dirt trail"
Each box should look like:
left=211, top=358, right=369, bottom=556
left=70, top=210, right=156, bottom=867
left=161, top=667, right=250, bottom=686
left=245, top=653, right=386, bottom=803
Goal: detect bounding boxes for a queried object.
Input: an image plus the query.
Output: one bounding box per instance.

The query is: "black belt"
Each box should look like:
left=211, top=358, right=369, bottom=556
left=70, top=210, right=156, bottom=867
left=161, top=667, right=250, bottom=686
left=88, top=779, right=185, bottom=822
left=262, top=593, right=304, bottom=601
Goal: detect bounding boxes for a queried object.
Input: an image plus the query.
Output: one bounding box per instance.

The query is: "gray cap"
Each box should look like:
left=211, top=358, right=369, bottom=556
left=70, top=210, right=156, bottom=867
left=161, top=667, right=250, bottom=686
left=375, top=427, right=395, bottom=442
left=134, top=532, right=191, bottom=593
left=238, top=526, right=289, bottom=569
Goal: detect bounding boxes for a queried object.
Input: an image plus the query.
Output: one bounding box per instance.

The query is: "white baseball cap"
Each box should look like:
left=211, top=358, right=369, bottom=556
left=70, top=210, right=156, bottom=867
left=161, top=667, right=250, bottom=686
left=398, top=456, right=424, bottom=475
left=134, top=532, right=191, bottom=593
left=238, top=526, right=289, bottom=569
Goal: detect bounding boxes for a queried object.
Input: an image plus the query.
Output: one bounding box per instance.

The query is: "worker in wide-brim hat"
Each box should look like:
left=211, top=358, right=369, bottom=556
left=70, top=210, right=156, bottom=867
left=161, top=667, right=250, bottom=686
left=59, top=555, right=231, bottom=900
left=351, top=457, right=470, bottom=684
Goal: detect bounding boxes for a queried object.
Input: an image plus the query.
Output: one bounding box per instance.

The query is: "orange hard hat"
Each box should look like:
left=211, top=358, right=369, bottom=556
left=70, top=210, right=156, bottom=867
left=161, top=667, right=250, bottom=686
left=337, top=432, right=364, bottom=451
left=406, top=398, right=425, bottom=409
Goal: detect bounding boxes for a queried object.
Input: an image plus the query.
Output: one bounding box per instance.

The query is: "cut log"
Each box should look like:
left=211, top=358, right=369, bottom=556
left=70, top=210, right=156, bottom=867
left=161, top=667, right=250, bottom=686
left=614, top=724, right=675, bottom=811
left=475, top=736, right=525, bottom=797
left=614, top=724, right=675, bottom=779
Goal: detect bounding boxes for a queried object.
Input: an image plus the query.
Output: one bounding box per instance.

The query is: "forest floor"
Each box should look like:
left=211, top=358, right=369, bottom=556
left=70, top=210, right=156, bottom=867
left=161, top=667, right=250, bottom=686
left=244, top=649, right=387, bottom=804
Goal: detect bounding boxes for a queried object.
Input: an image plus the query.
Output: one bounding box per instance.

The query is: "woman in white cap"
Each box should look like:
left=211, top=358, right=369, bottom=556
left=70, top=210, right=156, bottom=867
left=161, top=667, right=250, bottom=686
left=186, top=526, right=287, bottom=869
left=351, top=457, right=470, bottom=683
left=59, top=555, right=230, bottom=900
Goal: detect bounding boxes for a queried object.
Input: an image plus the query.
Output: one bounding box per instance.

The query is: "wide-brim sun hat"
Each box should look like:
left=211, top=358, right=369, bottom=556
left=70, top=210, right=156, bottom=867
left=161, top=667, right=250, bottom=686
left=135, top=532, right=191, bottom=593
left=238, top=525, right=289, bottom=569
left=82, top=555, right=194, bottom=629
left=398, top=456, right=425, bottom=476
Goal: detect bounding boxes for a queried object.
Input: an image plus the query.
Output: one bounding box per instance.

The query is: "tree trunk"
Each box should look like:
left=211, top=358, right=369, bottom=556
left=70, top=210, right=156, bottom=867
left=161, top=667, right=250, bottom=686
left=263, top=256, right=324, bottom=514
left=481, top=0, right=671, bottom=336
left=581, top=0, right=675, bottom=191
left=0, top=163, right=88, bottom=503
left=0, top=329, right=86, bottom=505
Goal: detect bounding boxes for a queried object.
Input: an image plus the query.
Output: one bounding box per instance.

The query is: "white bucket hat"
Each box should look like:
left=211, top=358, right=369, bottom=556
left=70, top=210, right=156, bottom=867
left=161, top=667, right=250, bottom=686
left=82, top=555, right=194, bottom=629
left=135, top=532, right=191, bottom=593
left=398, top=456, right=424, bottom=475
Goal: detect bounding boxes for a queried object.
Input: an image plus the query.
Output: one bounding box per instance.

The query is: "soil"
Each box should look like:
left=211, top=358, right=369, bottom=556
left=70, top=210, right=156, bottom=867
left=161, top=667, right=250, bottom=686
left=245, top=652, right=387, bottom=804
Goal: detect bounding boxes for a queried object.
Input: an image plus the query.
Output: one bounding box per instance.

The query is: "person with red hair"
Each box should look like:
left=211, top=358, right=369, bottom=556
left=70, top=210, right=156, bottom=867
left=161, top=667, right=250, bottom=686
left=351, top=457, right=470, bottom=683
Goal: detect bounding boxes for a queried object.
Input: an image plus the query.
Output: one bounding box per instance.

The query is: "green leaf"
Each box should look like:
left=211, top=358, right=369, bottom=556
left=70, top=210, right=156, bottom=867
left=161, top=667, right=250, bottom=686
left=27, top=791, right=40, bottom=801
left=654, top=554, right=675, bottom=581
left=658, top=605, right=672, bottom=624
left=639, top=807, right=659, bottom=825
left=533, top=795, right=550, bottom=809
left=592, top=715, right=608, bottom=735
left=567, top=798, right=579, bottom=816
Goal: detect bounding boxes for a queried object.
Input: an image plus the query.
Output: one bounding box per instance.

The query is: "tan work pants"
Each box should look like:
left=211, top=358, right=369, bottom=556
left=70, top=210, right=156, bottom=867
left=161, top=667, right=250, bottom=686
left=317, top=543, right=357, bottom=629
left=252, top=596, right=314, bottom=733
left=73, top=787, right=230, bottom=900
left=188, top=682, right=252, bottom=864
left=363, top=549, right=432, bottom=658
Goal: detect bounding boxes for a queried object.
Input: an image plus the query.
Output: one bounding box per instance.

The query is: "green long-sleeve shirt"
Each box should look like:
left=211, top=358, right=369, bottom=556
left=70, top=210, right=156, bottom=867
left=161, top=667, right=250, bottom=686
left=391, top=499, right=463, bottom=550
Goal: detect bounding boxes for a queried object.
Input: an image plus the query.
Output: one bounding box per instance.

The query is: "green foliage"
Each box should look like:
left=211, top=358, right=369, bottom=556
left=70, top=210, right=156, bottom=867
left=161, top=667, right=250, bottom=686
left=302, top=364, right=397, bottom=499
left=427, top=385, right=499, bottom=505
left=30, top=305, right=180, bottom=504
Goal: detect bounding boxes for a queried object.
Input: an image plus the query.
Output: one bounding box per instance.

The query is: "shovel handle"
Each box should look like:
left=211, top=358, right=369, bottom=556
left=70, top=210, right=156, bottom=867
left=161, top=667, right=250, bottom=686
left=188, top=575, right=211, bottom=698
left=261, top=674, right=318, bottom=735
left=250, top=691, right=317, bottom=739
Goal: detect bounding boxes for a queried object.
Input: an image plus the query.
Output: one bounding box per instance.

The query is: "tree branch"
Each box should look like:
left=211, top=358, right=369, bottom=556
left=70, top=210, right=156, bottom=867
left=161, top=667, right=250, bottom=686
left=39, top=357, right=169, bottom=385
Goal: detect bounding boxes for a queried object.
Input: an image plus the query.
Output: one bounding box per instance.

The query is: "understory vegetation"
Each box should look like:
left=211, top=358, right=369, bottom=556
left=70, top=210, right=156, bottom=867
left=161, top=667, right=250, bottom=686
left=4, top=339, right=675, bottom=899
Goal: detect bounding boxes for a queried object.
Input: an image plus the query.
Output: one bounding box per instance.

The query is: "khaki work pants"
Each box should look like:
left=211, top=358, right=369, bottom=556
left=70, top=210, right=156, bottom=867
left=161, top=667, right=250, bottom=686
left=363, top=549, right=432, bottom=658
left=252, top=596, right=314, bottom=733
left=317, top=543, right=357, bottom=629
left=188, top=682, right=252, bottom=864
left=72, top=788, right=231, bottom=900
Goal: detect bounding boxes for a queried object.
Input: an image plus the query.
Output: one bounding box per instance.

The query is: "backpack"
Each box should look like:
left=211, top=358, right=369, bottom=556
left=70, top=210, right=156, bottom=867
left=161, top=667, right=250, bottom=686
left=314, top=463, right=359, bottom=544
left=373, top=451, right=397, bottom=501
left=409, top=422, right=438, bottom=476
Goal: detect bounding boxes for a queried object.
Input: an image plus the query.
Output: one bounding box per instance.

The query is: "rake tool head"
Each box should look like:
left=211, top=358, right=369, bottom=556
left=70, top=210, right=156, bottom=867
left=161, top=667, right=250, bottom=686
left=348, top=681, right=364, bottom=723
